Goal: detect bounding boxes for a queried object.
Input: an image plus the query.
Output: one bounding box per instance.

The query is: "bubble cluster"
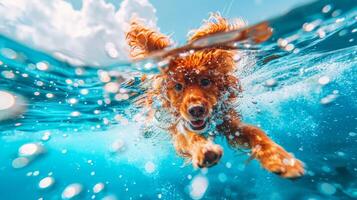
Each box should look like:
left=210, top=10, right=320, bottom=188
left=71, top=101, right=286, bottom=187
left=12, top=143, right=45, bottom=169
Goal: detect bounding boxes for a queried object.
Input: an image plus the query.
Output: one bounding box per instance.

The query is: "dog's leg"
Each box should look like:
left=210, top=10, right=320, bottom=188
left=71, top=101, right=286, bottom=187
left=218, top=109, right=304, bottom=178
left=170, top=128, right=223, bottom=168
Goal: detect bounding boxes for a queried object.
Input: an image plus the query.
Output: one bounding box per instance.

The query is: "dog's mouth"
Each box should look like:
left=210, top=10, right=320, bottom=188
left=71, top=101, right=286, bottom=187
left=187, top=119, right=208, bottom=131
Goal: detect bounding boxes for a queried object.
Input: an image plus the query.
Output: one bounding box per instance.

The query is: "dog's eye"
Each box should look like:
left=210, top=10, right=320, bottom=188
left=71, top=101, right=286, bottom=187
left=174, top=83, right=183, bottom=92
left=200, top=78, right=211, bottom=87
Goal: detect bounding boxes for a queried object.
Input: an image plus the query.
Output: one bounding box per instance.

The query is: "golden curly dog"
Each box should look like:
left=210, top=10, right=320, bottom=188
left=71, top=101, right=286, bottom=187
left=126, top=13, right=304, bottom=178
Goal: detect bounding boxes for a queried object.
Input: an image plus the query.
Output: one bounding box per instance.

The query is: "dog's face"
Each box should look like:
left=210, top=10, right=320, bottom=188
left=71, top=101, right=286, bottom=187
left=126, top=14, right=252, bottom=131
left=163, top=49, right=237, bottom=131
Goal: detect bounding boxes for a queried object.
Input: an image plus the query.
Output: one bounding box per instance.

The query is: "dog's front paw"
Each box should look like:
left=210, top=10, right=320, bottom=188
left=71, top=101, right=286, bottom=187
left=253, top=144, right=305, bottom=178
left=192, top=143, right=223, bottom=168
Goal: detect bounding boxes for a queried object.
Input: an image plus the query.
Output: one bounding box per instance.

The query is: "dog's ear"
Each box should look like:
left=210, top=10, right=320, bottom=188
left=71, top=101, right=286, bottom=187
left=188, top=13, right=246, bottom=43
left=126, top=20, right=171, bottom=59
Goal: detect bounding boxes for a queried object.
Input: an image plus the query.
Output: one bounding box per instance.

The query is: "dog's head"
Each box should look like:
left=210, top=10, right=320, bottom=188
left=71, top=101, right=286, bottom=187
left=163, top=49, right=240, bottom=131
left=126, top=14, right=246, bottom=131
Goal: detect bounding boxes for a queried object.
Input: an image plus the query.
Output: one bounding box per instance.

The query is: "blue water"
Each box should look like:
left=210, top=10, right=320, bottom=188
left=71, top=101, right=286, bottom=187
left=0, top=0, right=356, bottom=199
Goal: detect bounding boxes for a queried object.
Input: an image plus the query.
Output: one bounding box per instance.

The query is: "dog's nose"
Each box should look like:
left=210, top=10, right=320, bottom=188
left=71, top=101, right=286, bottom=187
left=188, top=105, right=205, bottom=118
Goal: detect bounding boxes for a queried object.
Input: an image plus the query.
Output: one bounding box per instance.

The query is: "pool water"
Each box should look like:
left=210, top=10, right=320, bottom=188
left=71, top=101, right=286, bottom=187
left=0, top=0, right=356, bottom=199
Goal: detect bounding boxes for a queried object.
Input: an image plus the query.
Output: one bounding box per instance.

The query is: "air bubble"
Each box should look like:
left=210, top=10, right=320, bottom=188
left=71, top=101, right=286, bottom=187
left=19, top=143, right=44, bottom=157
left=104, top=82, right=119, bottom=93
left=1, top=70, right=15, bottom=79
left=318, top=182, right=336, bottom=195
left=1, top=48, right=17, bottom=59
left=39, top=177, right=55, bottom=189
left=189, top=175, right=208, bottom=200
left=318, top=76, right=330, bottom=85
left=61, top=183, right=83, bottom=199
left=93, top=182, right=105, bottom=193
left=36, top=61, right=49, bottom=71
left=349, top=132, right=356, bottom=137
left=70, top=111, right=81, bottom=117
left=145, top=161, right=156, bottom=173
left=12, top=157, right=30, bottom=169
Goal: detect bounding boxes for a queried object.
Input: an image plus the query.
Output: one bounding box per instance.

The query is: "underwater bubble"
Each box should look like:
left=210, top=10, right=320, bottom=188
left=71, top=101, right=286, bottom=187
left=98, top=70, right=111, bottom=83
left=62, top=183, right=83, bottom=199
left=322, top=5, right=332, bottom=13
left=318, top=76, right=330, bottom=85
left=338, top=29, right=348, bottom=37
left=225, top=162, right=232, bottom=168
left=33, top=170, right=39, bottom=176
left=277, top=38, right=288, bottom=47
left=335, top=18, right=345, bottom=23
left=189, top=175, right=208, bottom=200
left=12, top=157, right=30, bottom=169
left=41, top=131, right=51, bottom=142
left=75, top=68, right=85, bottom=76
left=145, top=161, right=156, bottom=173
left=38, top=177, right=55, bottom=189
left=303, top=23, right=315, bottom=32
left=70, top=111, right=81, bottom=117
left=318, top=182, right=336, bottom=195
left=80, top=89, right=89, bottom=95
left=336, top=151, right=345, bottom=156
left=104, top=82, right=119, bottom=93
left=93, top=182, right=105, bottom=193
left=67, top=98, right=78, bottom=104
left=65, top=79, right=73, bottom=85
left=102, top=194, right=118, bottom=200
left=1, top=48, right=17, bottom=59
left=114, top=93, right=129, bottom=101
left=36, top=61, right=49, bottom=71
left=285, top=43, right=295, bottom=51
left=320, top=94, right=338, bottom=105
left=35, top=81, right=44, bottom=87
left=1, top=70, right=15, bottom=79
left=0, top=91, right=16, bottom=110
left=46, top=93, right=54, bottom=98
left=110, top=139, right=125, bottom=153
left=349, top=132, right=356, bottom=137
left=218, top=173, right=227, bottom=183
left=265, top=78, right=278, bottom=87
left=18, top=143, right=44, bottom=157
left=105, top=42, right=119, bottom=59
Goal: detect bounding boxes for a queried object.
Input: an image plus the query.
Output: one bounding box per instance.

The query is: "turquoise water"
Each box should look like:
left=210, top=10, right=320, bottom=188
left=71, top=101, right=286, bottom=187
left=0, top=0, right=356, bottom=199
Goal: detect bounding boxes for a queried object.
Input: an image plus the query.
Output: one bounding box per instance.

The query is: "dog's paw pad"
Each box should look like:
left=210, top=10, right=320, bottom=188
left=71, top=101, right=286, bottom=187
left=193, top=144, right=223, bottom=168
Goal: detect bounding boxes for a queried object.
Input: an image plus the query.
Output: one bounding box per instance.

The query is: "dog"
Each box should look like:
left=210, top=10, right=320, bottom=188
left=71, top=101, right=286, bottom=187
left=126, top=13, right=304, bottom=178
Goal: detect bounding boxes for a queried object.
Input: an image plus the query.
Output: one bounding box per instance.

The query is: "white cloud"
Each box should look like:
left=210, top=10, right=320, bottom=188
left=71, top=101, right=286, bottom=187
left=0, top=0, right=157, bottom=66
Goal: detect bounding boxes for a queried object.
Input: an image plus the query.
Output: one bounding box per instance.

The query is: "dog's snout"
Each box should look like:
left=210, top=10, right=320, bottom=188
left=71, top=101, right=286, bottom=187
left=188, top=105, right=205, bottom=118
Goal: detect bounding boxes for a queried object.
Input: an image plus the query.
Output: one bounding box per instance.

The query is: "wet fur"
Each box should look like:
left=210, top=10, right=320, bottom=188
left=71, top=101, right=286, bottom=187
left=126, top=13, right=304, bottom=178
